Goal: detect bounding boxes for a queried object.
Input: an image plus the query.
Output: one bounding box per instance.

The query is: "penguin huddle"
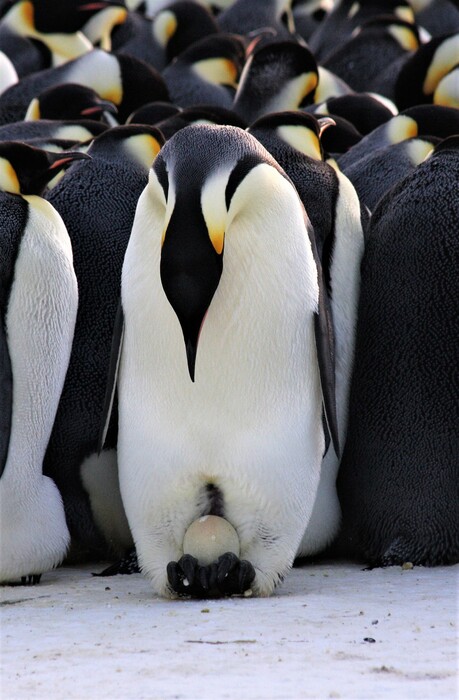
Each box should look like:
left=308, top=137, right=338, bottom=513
left=0, top=0, right=458, bottom=597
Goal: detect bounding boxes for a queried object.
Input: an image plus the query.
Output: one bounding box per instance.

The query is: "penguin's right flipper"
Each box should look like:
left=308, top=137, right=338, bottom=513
left=0, top=318, right=12, bottom=477
left=98, top=301, right=124, bottom=454
left=304, top=216, right=340, bottom=458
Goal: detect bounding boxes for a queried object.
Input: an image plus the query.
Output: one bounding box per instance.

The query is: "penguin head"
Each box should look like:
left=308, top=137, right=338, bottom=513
left=25, top=83, right=118, bottom=121
left=151, top=124, right=281, bottom=381
left=249, top=110, right=334, bottom=160
left=0, top=141, right=91, bottom=196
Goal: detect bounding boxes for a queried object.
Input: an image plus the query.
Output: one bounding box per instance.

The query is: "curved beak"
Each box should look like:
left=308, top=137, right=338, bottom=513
left=160, top=198, right=223, bottom=382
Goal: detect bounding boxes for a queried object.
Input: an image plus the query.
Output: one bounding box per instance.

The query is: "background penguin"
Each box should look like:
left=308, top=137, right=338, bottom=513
left=44, top=125, right=164, bottom=560
left=292, top=0, right=332, bottom=43
left=148, top=103, right=247, bottom=139
left=338, top=104, right=459, bottom=170
left=248, top=111, right=366, bottom=555
left=0, top=142, right=89, bottom=584
left=310, top=93, right=396, bottom=136
left=216, top=0, right=295, bottom=38
left=111, top=1, right=220, bottom=72
left=308, top=0, right=415, bottom=61
left=126, top=101, right=181, bottom=126
left=0, top=48, right=170, bottom=126
left=337, top=136, right=459, bottom=568
left=322, top=16, right=420, bottom=94
left=393, top=32, right=459, bottom=109
left=113, top=123, right=339, bottom=598
left=342, top=135, right=439, bottom=211
left=409, top=0, right=459, bottom=37
left=232, top=40, right=319, bottom=124
left=0, top=0, right=93, bottom=67
left=0, top=117, right=108, bottom=143
left=0, top=50, right=17, bottom=93
left=24, top=83, right=118, bottom=122
left=162, top=33, right=245, bottom=109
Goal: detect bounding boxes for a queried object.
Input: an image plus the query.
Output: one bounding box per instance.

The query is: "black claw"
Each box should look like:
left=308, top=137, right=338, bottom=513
left=167, top=552, right=255, bottom=598
left=20, top=574, right=42, bottom=586
left=238, top=560, right=256, bottom=591
left=180, top=554, right=199, bottom=586
left=217, top=552, right=238, bottom=584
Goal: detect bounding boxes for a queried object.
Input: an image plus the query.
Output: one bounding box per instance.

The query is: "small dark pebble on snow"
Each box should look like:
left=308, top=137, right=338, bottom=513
left=364, top=637, right=376, bottom=643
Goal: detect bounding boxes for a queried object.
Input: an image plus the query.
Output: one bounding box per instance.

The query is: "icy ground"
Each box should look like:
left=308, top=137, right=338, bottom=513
left=1, top=561, right=457, bottom=699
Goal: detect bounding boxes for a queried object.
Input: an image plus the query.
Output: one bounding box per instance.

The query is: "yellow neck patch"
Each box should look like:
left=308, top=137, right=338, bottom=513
left=0, top=159, right=20, bottom=195
left=424, top=34, right=459, bottom=96
left=193, top=58, right=238, bottom=88
left=277, top=125, right=323, bottom=161
left=125, top=134, right=163, bottom=171
left=153, top=10, right=178, bottom=48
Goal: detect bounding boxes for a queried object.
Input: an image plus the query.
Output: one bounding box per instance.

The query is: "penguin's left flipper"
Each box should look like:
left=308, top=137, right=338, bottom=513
left=98, top=301, right=124, bottom=453
left=93, top=547, right=140, bottom=576
left=167, top=553, right=255, bottom=598
left=306, top=216, right=340, bottom=458
left=0, top=318, right=12, bottom=477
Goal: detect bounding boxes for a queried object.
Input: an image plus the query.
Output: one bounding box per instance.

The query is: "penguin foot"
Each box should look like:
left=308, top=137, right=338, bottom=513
left=21, top=574, right=42, bottom=586
left=93, top=548, right=140, bottom=576
left=167, top=552, right=255, bottom=598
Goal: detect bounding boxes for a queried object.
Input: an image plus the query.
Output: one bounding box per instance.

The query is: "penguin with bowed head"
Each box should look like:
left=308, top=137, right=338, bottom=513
left=248, top=111, right=366, bottom=556
left=0, top=48, right=170, bottom=126
left=109, top=123, right=339, bottom=598
left=232, top=40, right=319, bottom=124
left=44, top=125, right=165, bottom=560
left=337, top=136, right=459, bottom=568
left=161, top=33, right=245, bottom=110
left=0, top=142, right=89, bottom=584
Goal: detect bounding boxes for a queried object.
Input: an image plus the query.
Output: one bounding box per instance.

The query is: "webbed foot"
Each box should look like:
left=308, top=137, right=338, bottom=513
left=21, top=574, right=42, bottom=585
left=94, top=548, right=140, bottom=576
left=167, top=552, right=255, bottom=598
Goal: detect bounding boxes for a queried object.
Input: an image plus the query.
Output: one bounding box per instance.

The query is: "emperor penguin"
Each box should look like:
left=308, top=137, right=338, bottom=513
left=232, top=40, right=319, bottom=124
left=308, top=0, right=415, bottom=62
left=0, top=118, right=108, bottom=144
left=394, top=32, right=459, bottom=110
left=0, top=48, right=170, bottom=126
left=322, top=16, right=420, bottom=94
left=113, top=124, right=339, bottom=598
left=248, top=111, right=366, bottom=555
left=0, top=142, right=89, bottom=584
left=217, top=0, right=295, bottom=38
left=342, top=135, right=439, bottom=211
left=338, top=104, right=459, bottom=171
left=0, top=51, right=18, bottom=95
left=111, top=1, right=220, bottom=72
left=310, top=93, right=395, bottom=137
left=337, top=136, right=459, bottom=567
left=161, top=33, right=245, bottom=110
left=24, top=83, right=118, bottom=122
left=44, top=125, right=165, bottom=559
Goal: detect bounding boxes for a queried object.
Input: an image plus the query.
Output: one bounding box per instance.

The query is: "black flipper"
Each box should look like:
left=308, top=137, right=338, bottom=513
left=98, top=301, right=124, bottom=454
left=305, top=215, right=340, bottom=457
left=0, top=318, right=12, bottom=477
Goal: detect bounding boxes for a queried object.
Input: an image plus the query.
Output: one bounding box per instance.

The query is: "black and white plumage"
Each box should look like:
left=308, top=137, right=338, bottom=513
left=249, top=111, right=366, bottom=555
left=112, top=124, right=338, bottom=597
left=0, top=142, right=88, bottom=584
left=44, top=125, right=165, bottom=558
left=0, top=48, right=169, bottom=125
left=337, top=136, right=459, bottom=567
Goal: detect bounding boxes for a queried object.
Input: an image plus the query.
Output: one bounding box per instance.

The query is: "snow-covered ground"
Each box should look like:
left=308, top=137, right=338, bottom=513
left=1, top=561, right=457, bottom=700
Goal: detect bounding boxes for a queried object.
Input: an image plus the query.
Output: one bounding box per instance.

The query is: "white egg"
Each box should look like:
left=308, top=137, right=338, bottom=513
left=183, top=515, right=240, bottom=566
